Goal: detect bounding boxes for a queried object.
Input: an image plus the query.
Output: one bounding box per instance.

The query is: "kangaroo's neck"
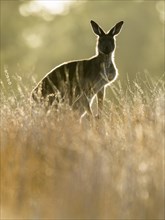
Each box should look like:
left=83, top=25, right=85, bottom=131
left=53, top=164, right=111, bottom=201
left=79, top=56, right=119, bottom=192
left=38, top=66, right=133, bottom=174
left=97, top=52, right=114, bottom=68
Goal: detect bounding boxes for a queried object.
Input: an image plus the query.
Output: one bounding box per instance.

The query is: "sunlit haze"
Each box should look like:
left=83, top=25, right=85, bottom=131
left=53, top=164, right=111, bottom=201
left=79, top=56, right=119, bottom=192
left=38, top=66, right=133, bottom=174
left=35, top=0, right=73, bottom=14
left=19, top=0, right=73, bottom=19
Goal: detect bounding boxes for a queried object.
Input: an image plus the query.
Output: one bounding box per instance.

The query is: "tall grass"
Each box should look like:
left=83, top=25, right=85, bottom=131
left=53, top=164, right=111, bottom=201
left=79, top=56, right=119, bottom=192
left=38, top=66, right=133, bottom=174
left=1, top=73, right=164, bottom=219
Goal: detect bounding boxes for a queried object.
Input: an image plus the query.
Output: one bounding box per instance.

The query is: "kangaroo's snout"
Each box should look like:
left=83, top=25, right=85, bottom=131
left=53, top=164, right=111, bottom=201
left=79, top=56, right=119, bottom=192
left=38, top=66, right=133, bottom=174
left=102, top=44, right=113, bottom=54
left=101, top=46, right=111, bottom=55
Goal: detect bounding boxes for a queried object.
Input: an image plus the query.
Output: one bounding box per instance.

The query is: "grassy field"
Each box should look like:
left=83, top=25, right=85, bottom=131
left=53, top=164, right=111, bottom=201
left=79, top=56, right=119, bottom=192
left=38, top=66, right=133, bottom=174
left=1, top=74, right=164, bottom=219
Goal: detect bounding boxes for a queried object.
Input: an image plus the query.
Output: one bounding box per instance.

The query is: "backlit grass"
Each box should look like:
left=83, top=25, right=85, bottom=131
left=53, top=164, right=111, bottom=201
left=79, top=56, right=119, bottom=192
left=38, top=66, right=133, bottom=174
left=0, top=73, right=164, bottom=219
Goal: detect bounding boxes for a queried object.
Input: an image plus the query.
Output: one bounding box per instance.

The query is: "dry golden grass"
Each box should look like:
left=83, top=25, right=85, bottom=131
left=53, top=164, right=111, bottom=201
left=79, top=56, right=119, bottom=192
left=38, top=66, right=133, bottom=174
left=1, top=74, right=164, bottom=219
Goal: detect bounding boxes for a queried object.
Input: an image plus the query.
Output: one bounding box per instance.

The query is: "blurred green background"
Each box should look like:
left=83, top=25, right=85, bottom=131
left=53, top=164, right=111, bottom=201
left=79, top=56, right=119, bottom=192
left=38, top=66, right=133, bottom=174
left=1, top=0, right=164, bottom=92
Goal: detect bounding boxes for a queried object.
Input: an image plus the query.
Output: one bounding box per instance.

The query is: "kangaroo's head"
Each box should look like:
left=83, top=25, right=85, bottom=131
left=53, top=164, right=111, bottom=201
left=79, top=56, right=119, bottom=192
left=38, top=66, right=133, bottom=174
left=91, top=20, right=124, bottom=55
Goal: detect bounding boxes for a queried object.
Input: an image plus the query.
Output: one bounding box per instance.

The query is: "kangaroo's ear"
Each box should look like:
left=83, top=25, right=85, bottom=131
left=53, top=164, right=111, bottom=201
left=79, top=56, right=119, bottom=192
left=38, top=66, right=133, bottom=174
left=90, top=20, right=105, bottom=36
left=108, top=21, right=124, bottom=36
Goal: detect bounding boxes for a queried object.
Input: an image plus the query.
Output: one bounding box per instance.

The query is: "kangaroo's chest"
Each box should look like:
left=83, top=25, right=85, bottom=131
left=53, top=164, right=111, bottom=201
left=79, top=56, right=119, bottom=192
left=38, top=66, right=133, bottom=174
left=100, top=62, right=116, bottom=81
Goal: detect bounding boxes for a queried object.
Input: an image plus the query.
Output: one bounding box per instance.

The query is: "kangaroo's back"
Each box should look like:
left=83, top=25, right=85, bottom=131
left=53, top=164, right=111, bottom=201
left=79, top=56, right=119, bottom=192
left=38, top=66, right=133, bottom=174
left=31, top=20, right=124, bottom=117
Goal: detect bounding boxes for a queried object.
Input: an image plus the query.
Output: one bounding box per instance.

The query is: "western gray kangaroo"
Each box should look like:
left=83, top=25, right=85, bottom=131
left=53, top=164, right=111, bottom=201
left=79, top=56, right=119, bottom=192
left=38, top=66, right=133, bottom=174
left=31, top=20, right=124, bottom=118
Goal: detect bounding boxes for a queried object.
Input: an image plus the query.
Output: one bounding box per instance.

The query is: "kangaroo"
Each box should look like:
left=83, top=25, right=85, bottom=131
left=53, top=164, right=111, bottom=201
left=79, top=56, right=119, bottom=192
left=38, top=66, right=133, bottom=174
left=31, top=20, right=124, bottom=118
